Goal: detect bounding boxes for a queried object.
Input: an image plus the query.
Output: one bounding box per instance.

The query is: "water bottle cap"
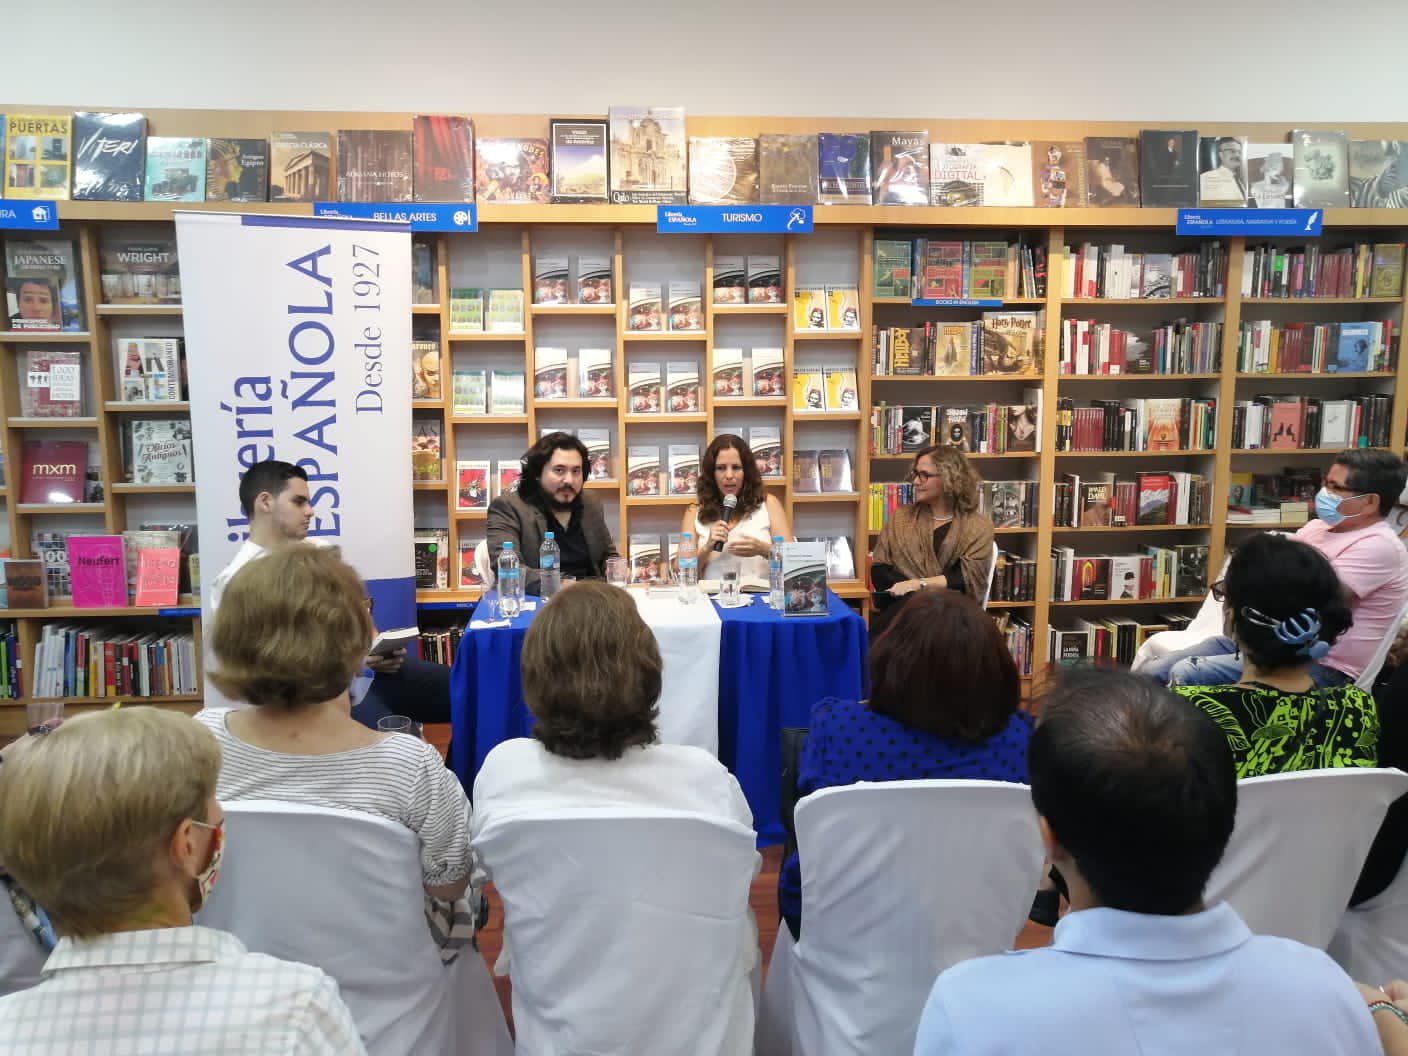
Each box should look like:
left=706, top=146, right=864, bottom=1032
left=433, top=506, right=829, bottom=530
left=773, top=535, right=784, bottom=542
left=544, top=531, right=554, bottom=540
left=683, top=532, right=693, bottom=539
left=502, top=541, right=514, bottom=550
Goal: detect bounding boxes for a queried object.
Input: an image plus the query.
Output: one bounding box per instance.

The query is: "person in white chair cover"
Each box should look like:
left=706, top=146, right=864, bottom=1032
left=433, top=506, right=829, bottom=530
left=0, top=708, right=366, bottom=1055
left=913, top=668, right=1379, bottom=1056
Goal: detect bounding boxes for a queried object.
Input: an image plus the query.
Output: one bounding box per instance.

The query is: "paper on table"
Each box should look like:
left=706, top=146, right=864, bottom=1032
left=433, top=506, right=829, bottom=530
left=470, top=619, right=511, bottom=629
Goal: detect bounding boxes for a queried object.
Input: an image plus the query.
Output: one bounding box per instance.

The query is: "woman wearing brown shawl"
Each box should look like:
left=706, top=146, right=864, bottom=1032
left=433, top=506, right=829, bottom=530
left=870, top=445, right=995, bottom=635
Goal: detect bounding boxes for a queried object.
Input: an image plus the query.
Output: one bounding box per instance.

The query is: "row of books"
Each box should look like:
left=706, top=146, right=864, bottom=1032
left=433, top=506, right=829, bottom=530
left=5, top=530, right=190, bottom=608
left=3, top=235, right=179, bottom=325
left=989, top=551, right=1038, bottom=603
left=1054, top=397, right=1218, bottom=453
left=1050, top=544, right=1210, bottom=603
left=0, top=626, right=17, bottom=699
left=869, top=479, right=1043, bottom=531
left=1227, top=468, right=1319, bottom=526
left=1049, top=613, right=1195, bottom=667
left=792, top=369, right=859, bottom=412
left=1054, top=471, right=1212, bottom=528
left=871, top=394, right=1043, bottom=456
left=992, top=612, right=1035, bottom=677
left=533, top=255, right=613, bottom=305
left=628, top=282, right=704, bottom=333
left=874, top=239, right=1045, bottom=301
left=713, top=256, right=782, bottom=305
left=12, top=112, right=1406, bottom=210
left=17, top=341, right=185, bottom=417
left=1235, top=320, right=1395, bottom=374
left=791, top=286, right=862, bottom=332
left=447, top=289, right=525, bottom=333
left=420, top=625, right=466, bottom=665
left=872, top=312, right=1043, bottom=376
left=1062, top=242, right=1228, bottom=300
left=1058, top=320, right=1221, bottom=376
left=31, top=624, right=198, bottom=699
left=794, top=450, right=854, bottom=495
left=1241, top=242, right=1405, bottom=300
left=1229, top=395, right=1393, bottom=450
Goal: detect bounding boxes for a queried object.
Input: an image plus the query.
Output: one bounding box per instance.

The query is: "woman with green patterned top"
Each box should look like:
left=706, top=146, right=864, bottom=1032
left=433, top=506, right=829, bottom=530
left=1173, top=532, right=1380, bottom=778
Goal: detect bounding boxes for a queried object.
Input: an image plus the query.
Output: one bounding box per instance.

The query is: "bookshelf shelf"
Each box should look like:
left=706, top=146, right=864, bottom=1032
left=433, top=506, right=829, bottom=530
left=793, top=411, right=863, bottom=422
left=26, top=693, right=203, bottom=705
left=624, top=413, right=709, bottom=424
left=411, top=304, right=442, bottom=315
left=103, top=401, right=190, bottom=413
left=448, top=332, right=526, bottom=342
left=870, top=452, right=1036, bottom=461
left=7, top=417, right=99, bottom=428
left=534, top=399, right=618, bottom=410
left=622, top=331, right=706, bottom=342
left=1051, top=524, right=1212, bottom=534
left=873, top=374, right=1043, bottom=383
left=1231, top=447, right=1346, bottom=456
left=583, top=479, right=620, bottom=490
left=872, top=296, right=1047, bottom=306
left=713, top=304, right=787, bottom=315
left=1063, top=297, right=1224, bottom=306
left=530, top=304, right=617, bottom=316
left=625, top=496, right=693, bottom=507
left=416, top=589, right=483, bottom=607
left=453, top=509, right=488, bottom=520
left=986, top=601, right=1036, bottom=610
left=14, top=503, right=106, bottom=514
left=96, top=304, right=184, bottom=316
left=1, top=597, right=199, bottom=619
left=1234, top=372, right=1394, bottom=381
left=1051, top=595, right=1205, bottom=607
left=994, top=526, right=1038, bottom=534
left=412, top=399, right=444, bottom=410
left=0, top=332, right=92, bottom=343
left=450, top=414, right=529, bottom=425
left=1242, top=297, right=1403, bottom=305
left=793, top=492, right=860, bottom=503
left=1059, top=373, right=1221, bottom=382
left=110, top=483, right=195, bottom=494
left=712, top=397, right=788, bottom=407
left=792, top=331, right=863, bottom=342
left=1055, top=449, right=1213, bottom=458
left=412, top=480, right=446, bottom=491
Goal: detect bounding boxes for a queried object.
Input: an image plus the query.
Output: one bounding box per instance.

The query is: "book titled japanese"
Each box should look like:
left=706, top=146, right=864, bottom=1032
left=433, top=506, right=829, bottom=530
left=5, top=238, right=83, bottom=330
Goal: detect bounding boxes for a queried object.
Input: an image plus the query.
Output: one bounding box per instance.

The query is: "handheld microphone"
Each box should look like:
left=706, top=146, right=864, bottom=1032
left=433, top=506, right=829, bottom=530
left=714, top=494, right=738, bottom=552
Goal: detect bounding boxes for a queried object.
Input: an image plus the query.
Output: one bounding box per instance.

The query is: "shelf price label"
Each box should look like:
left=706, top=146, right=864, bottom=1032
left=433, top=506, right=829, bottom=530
left=657, top=205, right=813, bottom=234
left=1176, top=208, right=1323, bottom=236
left=0, top=200, right=59, bottom=231
left=312, top=202, right=477, bottom=232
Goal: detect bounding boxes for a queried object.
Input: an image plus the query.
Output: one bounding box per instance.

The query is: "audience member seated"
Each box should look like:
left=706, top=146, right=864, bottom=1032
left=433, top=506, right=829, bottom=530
left=0, top=734, right=54, bottom=997
left=1172, top=532, right=1379, bottom=777
left=472, top=578, right=751, bottom=831
left=778, top=591, right=1030, bottom=940
left=1352, top=656, right=1408, bottom=907
left=1156, top=448, right=1408, bottom=687
left=1356, top=978, right=1408, bottom=1053
left=684, top=434, right=792, bottom=582
left=196, top=544, right=477, bottom=957
left=912, top=667, right=1378, bottom=1055
left=0, top=708, right=366, bottom=1055
left=870, top=445, right=995, bottom=637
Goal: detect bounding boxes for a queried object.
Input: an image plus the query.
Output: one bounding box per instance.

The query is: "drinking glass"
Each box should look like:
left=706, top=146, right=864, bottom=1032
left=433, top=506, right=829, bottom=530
left=605, top=557, right=630, bottom=588
left=377, top=715, right=422, bottom=739
left=719, top=570, right=741, bottom=607
left=479, top=589, right=501, bottom=621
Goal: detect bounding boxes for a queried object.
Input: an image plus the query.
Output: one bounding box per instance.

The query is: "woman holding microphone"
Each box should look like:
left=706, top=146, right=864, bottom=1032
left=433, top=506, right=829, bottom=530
left=683, top=434, right=791, bottom=580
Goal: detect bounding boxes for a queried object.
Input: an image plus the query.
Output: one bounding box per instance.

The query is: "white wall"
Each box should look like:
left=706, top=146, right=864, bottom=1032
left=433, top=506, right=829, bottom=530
left=8, top=0, right=1408, bottom=122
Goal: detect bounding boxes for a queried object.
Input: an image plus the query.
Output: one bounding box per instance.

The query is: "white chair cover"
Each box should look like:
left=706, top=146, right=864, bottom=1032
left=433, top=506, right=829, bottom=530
left=1329, top=831, right=1408, bottom=986
left=0, top=892, right=47, bottom=997
left=473, top=806, right=760, bottom=1056
left=196, top=800, right=511, bottom=1056
left=757, top=780, right=1043, bottom=1056
left=474, top=539, right=496, bottom=588
left=1206, top=768, right=1408, bottom=949
left=981, top=540, right=999, bottom=609
left=1355, top=597, right=1408, bottom=690
left=1130, top=553, right=1231, bottom=672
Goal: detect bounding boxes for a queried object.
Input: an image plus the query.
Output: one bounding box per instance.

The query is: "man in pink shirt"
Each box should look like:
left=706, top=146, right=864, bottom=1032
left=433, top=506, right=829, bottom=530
left=1162, top=449, right=1408, bottom=687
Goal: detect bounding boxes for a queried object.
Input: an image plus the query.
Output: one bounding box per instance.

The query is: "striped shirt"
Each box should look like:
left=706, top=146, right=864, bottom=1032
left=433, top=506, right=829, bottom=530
left=194, top=709, right=473, bottom=888
left=0, top=925, right=366, bottom=1055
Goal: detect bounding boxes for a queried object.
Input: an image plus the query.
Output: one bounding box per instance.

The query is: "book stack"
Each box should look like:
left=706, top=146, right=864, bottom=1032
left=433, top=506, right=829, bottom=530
left=1236, top=321, right=1394, bottom=374
left=868, top=482, right=915, bottom=531
left=1053, top=471, right=1212, bottom=528
left=33, top=623, right=198, bottom=698
left=1226, top=468, right=1320, bottom=526
left=1241, top=242, right=1405, bottom=300
left=1055, top=397, right=1217, bottom=453
left=1229, top=394, right=1392, bottom=450
left=1049, top=544, right=1209, bottom=602
left=1061, top=242, right=1227, bottom=299
left=420, top=625, right=466, bottom=665
left=1058, top=320, right=1221, bottom=375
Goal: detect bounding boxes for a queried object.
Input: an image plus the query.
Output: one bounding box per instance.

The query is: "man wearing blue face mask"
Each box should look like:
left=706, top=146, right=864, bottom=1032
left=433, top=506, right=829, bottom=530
left=1159, top=449, right=1408, bottom=688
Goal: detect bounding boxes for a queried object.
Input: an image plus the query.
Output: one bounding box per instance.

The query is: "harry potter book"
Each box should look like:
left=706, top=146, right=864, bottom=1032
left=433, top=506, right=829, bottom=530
left=72, top=112, right=146, bottom=201
left=413, top=115, right=474, bottom=202
left=336, top=130, right=413, bottom=203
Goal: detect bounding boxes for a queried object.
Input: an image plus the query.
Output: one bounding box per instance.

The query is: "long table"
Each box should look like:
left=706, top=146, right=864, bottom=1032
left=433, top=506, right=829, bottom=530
left=448, top=589, right=868, bottom=844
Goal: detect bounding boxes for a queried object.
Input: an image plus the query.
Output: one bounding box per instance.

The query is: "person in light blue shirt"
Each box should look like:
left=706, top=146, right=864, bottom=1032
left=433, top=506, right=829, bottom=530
left=913, top=667, right=1380, bottom=1056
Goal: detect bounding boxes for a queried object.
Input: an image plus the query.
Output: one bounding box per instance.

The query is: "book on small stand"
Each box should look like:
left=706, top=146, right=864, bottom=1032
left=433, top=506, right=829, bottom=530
left=134, top=547, right=181, bottom=607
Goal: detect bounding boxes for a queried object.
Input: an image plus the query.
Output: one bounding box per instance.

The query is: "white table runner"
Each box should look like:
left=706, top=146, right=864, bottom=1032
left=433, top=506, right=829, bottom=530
left=629, top=589, right=722, bottom=755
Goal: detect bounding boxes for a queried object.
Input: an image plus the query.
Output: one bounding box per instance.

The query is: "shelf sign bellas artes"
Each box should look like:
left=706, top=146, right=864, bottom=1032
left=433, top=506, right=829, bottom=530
left=1176, top=208, right=1323, bottom=236
left=0, top=200, right=59, bottom=231
left=313, top=201, right=477, bottom=232
left=658, top=205, right=813, bottom=234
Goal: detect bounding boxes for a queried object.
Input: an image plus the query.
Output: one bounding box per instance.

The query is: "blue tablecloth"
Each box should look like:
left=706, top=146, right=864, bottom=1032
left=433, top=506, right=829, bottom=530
left=448, top=591, right=867, bottom=844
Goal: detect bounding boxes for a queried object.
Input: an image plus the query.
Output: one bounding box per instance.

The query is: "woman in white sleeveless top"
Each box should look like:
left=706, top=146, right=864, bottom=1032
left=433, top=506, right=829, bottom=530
left=683, top=434, right=791, bottom=581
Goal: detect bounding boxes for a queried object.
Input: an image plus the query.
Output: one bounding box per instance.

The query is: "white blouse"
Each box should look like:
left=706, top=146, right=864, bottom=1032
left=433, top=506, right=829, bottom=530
left=696, top=501, right=774, bottom=581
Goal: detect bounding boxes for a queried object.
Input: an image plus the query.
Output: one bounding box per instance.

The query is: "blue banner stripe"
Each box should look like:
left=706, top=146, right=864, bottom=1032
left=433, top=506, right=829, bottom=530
left=1176, top=207, right=1324, bottom=236
left=0, top=199, right=60, bottom=230
left=312, top=202, right=477, bottom=232
left=240, top=214, right=404, bottom=233
left=658, top=205, right=813, bottom=234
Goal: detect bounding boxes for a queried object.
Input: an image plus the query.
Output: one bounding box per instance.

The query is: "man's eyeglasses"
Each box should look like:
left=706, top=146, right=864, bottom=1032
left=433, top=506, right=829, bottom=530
left=1210, top=579, right=1226, bottom=603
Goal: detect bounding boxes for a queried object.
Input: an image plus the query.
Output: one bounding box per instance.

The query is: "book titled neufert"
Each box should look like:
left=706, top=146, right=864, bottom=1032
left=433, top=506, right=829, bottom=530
left=68, top=535, right=128, bottom=608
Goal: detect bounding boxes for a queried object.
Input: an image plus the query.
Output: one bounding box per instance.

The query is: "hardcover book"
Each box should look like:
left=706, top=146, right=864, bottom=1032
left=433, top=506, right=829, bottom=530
left=752, top=347, right=784, bottom=397
left=1350, top=140, right=1408, bottom=208
left=930, top=144, right=983, bottom=206
left=413, top=115, right=474, bottom=202
left=826, top=286, right=860, bottom=331
left=3, top=559, right=47, bottom=608
left=489, top=370, right=525, bottom=415
left=1108, top=555, right=1142, bottom=599
left=578, top=347, right=614, bottom=398
left=1177, top=545, right=1210, bottom=596
left=458, top=538, right=486, bottom=588
left=534, top=346, right=569, bottom=400
left=144, top=137, right=206, bottom=202
left=759, top=134, right=818, bottom=205
left=67, top=536, right=127, bottom=609
left=780, top=541, right=828, bottom=616
left=1145, top=399, right=1183, bottom=451
left=455, top=460, right=491, bottom=510
left=1138, top=130, right=1198, bottom=207
left=411, top=419, right=443, bottom=481
left=72, top=112, right=146, bottom=201
left=627, top=283, right=663, bottom=332
left=747, top=255, right=782, bottom=304
left=1006, top=402, right=1040, bottom=452
left=476, top=138, right=550, bottom=204
left=1246, top=143, right=1294, bottom=208
left=712, top=347, right=744, bottom=398
left=533, top=255, right=570, bottom=304
left=414, top=531, right=449, bottom=589
left=1198, top=136, right=1249, bottom=208
left=1371, top=244, right=1405, bottom=298
left=134, top=547, right=180, bottom=607
left=112, top=338, right=180, bottom=403
left=452, top=369, right=487, bottom=415
left=937, top=406, right=971, bottom=450
left=668, top=444, right=700, bottom=495
left=336, top=130, right=413, bottom=203
left=936, top=323, right=973, bottom=376
left=1085, top=137, right=1141, bottom=205
left=206, top=138, right=269, bottom=202
left=627, top=362, right=663, bottom=413
left=627, top=446, right=662, bottom=496
left=667, top=281, right=704, bottom=332
left=1137, top=473, right=1172, bottom=525
left=608, top=107, right=687, bottom=205
left=1031, top=141, right=1087, bottom=207
left=981, top=312, right=1040, bottom=375
left=871, top=131, right=930, bottom=206
left=270, top=132, right=332, bottom=202
left=411, top=340, right=441, bottom=399
left=792, top=286, right=828, bottom=332
left=577, top=255, right=613, bottom=304
left=579, top=427, right=612, bottom=479
left=899, top=406, right=934, bottom=451
left=972, top=143, right=1035, bottom=207
left=1336, top=324, right=1372, bottom=372
left=817, top=133, right=871, bottom=205
left=22, top=348, right=82, bottom=417
left=873, top=239, right=913, bottom=298
left=3, top=113, right=71, bottom=200
left=5, top=238, right=82, bottom=330
left=22, top=440, right=87, bottom=504
left=1293, top=129, right=1350, bottom=208
left=666, top=361, right=701, bottom=412
left=549, top=119, right=608, bottom=204
left=688, top=137, right=759, bottom=204
left=98, top=234, right=180, bottom=305
left=712, top=255, right=747, bottom=304
left=127, top=420, right=193, bottom=484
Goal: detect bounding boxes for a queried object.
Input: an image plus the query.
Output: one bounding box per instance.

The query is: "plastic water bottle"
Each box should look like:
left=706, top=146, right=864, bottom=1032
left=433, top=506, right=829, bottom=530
left=498, top=542, right=522, bottom=617
left=769, top=535, right=785, bottom=610
left=539, top=531, right=561, bottom=600
left=678, top=531, right=699, bottom=603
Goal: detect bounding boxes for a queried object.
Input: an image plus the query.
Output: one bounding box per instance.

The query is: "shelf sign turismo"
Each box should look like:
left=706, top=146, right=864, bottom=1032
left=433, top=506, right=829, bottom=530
left=1176, top=208, right=1323, bottom=236
left=312, top=202, right=477, bottom=232
left=0, top=200, right=59, bottom=231
left=911, top=297, right=1002, bottom=308
left=657, top=205, right=813, bottom=234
